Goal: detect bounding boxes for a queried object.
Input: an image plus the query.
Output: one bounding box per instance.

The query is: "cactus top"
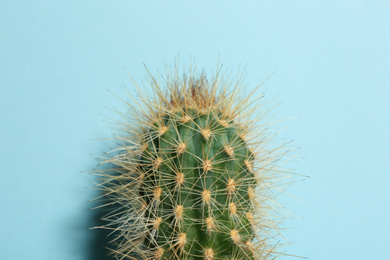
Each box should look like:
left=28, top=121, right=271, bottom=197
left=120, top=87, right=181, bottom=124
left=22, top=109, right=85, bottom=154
left=96, top=69, right=290, bottom=260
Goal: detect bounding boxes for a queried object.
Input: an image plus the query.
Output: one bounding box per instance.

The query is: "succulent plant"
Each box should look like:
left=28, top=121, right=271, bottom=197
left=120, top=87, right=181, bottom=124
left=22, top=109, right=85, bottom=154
left=95, top=64, right=292, bottom=260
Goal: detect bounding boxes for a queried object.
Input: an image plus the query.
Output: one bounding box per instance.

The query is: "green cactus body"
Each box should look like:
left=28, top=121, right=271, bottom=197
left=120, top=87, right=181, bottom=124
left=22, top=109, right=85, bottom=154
left=140, top=109, right=255, bottom=259
left=97, top=70, right=288, bottom=260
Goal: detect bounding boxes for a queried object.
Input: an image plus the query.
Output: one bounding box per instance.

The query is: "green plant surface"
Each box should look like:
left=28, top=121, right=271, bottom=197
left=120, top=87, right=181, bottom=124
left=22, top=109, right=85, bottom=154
left=94, top=67, right=293, bottom=260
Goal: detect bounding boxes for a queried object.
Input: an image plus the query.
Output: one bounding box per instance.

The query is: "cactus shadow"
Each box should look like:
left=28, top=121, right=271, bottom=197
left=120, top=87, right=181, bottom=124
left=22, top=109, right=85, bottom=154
left=86, top=196, right=142, bottom=260
left=86, top=199, right=113, bottom=260
left=86, top=146, right=142, bottom=260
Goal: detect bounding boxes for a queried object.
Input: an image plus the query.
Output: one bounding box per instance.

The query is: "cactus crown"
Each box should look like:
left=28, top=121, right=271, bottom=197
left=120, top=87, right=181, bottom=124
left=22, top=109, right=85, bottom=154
left=95, top=65, right=291, bottom=260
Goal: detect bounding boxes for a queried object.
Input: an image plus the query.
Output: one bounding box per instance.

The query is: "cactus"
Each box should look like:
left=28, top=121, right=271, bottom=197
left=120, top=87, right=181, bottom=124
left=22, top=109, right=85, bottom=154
left=95, top=65, right=290, bottom=260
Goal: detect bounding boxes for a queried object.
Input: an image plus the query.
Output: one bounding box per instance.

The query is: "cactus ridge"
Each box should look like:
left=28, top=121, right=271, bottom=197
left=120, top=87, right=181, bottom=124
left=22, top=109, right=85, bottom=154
left=95, top=67, right=290, bottom=260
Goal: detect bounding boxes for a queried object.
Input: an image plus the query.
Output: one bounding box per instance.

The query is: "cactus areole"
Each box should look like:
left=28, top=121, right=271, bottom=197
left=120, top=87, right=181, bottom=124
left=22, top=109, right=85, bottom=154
left=96, top=66, right=290, bottom=260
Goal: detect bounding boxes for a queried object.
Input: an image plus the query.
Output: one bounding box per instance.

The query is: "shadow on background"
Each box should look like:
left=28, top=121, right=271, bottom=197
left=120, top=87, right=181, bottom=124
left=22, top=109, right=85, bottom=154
left=84, top=139, right=143, bottom=260
left=86, top=196, right=142, bottom=260
left=86, top=203, right=113, bottom=260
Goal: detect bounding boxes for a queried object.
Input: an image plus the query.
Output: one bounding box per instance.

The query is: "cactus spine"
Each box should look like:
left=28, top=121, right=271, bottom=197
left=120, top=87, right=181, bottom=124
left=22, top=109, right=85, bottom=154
left=96, top=66, right=289, bottom=260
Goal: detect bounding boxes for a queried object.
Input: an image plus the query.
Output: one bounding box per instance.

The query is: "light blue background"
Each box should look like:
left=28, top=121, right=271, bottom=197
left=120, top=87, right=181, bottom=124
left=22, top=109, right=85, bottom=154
left=1, top=1, right=389, bottom=259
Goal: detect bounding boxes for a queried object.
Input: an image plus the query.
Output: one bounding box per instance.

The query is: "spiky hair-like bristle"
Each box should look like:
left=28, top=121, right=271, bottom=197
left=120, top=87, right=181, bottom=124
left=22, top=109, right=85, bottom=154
left=92, top=64, right=296, bottom=260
